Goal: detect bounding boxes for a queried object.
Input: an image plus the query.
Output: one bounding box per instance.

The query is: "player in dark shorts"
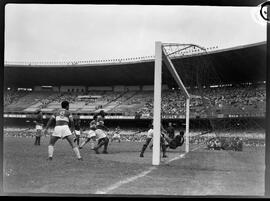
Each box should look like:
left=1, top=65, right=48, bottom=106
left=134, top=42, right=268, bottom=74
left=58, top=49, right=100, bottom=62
left=44, top=101, right=82, bottom=161
left=73, top=119, right=81, bottom=146
left=140, top=124, right=167, bottom=158
left=33, top=109, right=43, bottom=145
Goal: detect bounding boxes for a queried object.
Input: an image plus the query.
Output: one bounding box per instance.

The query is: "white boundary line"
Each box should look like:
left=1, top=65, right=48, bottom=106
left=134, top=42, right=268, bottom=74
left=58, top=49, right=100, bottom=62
left=95, top=145, right=203, bottom=194
left=95, top=166, right=157, bottom=194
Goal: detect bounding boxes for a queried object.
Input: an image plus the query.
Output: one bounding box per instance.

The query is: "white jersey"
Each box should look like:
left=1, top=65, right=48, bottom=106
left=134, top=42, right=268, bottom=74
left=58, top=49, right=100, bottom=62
left=75, top=130, right=80, bottom=136
left=113, top=133, right=120, bottom=138
left=95, top=129, right=107, bottom=140
left=88, top=130, right=96, bottom=138
left=113, top=129, right=121, bottom=138
left=147, top=128, right=154, bottom=138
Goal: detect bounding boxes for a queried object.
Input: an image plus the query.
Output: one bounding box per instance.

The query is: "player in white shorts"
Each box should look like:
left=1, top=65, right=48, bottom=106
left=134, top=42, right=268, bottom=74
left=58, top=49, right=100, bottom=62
left=79, top=118, right=97, bottom=150
left=90, top=110, right=109, bottom=154
left=93, top=120, right=109, bottom=154
left=111, top=126, right=121, bottom=143
left=44, top=101, right=82, bottom=161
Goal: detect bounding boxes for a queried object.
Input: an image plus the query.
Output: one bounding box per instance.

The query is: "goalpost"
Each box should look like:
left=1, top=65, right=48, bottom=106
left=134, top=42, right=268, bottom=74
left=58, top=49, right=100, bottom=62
left=152, top=41, right=191, bottom=166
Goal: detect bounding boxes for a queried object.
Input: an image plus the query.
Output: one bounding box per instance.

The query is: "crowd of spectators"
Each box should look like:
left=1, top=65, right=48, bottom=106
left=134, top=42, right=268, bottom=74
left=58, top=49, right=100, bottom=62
left=4, top=90, right=29, bottom=106
left=134, top=84, right=266, bottom=117
left=4, top=84, right=266, bottom=116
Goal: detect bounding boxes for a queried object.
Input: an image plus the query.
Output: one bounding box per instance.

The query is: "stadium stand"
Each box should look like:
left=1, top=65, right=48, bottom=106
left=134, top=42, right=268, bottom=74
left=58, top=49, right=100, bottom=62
left=3, top=83, right=266, bottom=117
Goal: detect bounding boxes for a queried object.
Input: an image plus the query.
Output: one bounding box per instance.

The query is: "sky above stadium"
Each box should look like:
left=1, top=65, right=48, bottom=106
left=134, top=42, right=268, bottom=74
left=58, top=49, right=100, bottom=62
left=5, top=4, right=267, bottom=62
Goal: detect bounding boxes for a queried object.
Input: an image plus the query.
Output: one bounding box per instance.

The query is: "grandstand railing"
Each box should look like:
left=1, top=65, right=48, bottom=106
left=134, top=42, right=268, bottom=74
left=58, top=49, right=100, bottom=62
left=4, top=46, right=219, bottom=66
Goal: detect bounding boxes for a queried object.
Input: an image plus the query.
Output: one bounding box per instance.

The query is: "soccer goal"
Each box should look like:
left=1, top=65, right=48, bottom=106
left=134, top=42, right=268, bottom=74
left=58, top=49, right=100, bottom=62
left=152, top=41, right=207, bottom=165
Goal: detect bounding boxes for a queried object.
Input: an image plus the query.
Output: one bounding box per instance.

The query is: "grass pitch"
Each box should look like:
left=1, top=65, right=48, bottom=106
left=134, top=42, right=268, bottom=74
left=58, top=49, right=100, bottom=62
left=3, top=134, right=265, bottom=196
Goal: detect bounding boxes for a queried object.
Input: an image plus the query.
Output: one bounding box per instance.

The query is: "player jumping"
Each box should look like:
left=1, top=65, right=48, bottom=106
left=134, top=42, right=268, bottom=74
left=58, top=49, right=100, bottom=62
left=44, top=101, right=82, bottom=161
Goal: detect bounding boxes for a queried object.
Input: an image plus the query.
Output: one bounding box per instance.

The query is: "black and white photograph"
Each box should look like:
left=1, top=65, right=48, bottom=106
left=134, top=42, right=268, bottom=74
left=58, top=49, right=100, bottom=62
left=2, top=2, right=268, bottom=197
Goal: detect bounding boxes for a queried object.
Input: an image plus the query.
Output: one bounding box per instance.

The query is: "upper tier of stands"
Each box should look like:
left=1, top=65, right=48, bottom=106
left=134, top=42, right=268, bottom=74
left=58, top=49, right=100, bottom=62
left=4, top=84, right=266, bottom=117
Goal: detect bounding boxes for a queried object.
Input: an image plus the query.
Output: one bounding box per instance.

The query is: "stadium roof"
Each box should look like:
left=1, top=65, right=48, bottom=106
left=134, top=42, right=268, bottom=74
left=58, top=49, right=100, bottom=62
left=4, top=41, right=266, bottom=88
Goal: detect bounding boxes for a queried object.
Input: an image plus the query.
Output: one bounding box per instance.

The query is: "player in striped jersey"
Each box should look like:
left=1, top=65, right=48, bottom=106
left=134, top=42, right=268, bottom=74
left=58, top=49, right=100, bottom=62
left=44, top=101, right=82, bottom=161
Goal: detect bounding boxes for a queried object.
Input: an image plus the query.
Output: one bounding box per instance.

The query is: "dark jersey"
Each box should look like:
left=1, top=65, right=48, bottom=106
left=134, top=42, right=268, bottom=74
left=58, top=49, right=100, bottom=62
left=90, top=120, right=96, bottom=130
left=167, top=126, right=175, bottom=138
left=169, top=135, right=184, bottom=149
left=74, top=121, right=80, bottom=131
left=52, top=108, right=73, bottom=126
left=36, top=113, right=43, bottom=126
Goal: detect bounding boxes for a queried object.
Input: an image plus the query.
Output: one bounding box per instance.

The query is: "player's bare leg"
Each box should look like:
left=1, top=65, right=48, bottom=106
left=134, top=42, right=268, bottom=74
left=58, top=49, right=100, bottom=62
left=37, top=136, right=41, bottom=145
left=93, top=138, right=106, bottom=154
left=140, top=138, right=151, bottom=157
left=161, top=137, right=167, bottom=158
left=79, top=138, right=91, bottom=149
left=74, top=135, right=80, bottom=146
left=34, top=136, right=38, bottom=145
left=102, top=137, right=109, bottom=154
left=48, top=136, right=59, bottom=160
left=34, top=130, right=41, bottom=145
left=65, top=135, right=83, bottom=160
left=37, top=129, right=41, bottom=145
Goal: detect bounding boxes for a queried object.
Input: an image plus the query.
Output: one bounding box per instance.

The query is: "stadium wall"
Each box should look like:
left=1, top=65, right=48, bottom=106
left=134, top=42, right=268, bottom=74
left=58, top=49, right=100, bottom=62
left=60, top=86, right=86, bottom=93
left=34, top=86, right=59, bottom=92
left=3, top=117, right=265, bottom=131
left=88, top=86, right=113, bottom=91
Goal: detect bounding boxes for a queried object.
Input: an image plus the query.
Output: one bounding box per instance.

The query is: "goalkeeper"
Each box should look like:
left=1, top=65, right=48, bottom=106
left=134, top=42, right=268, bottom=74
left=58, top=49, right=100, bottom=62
left=163, top=130, right=185, bottom=149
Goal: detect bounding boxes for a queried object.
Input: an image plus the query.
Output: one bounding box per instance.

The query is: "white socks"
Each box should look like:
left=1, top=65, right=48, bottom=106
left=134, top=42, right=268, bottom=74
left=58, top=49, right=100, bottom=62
left=73, top=147, right=81, bottom=159
left=80, top=141, right=85, bottom=148
left=48, top=145, right=82, bottom=159
left=90, top=142, right=95, bottom=150
left=48, top=145, right=54, bottom=158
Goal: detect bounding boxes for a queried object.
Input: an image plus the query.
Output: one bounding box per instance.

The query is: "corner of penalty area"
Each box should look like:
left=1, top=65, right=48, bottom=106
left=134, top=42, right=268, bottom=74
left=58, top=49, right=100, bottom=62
left=152, top=41, right=195, bottom=166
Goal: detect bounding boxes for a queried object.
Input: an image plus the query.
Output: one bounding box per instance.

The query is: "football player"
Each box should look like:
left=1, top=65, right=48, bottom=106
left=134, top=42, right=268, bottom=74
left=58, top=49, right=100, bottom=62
left=139, top=124, right=167, bottom=158
left=33, top=109, right=43, bottom=145
left=44, top=101, right=82, bottom=161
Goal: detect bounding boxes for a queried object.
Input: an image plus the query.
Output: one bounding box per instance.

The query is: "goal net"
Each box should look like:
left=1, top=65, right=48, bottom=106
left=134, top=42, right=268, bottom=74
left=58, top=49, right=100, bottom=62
left=153, top=41, right=266, bottom=166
